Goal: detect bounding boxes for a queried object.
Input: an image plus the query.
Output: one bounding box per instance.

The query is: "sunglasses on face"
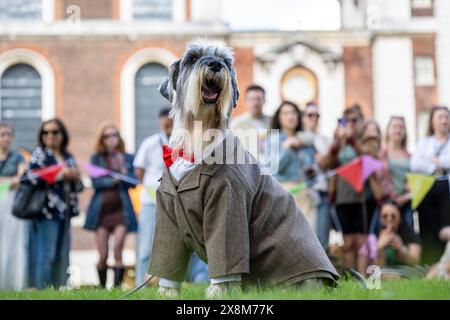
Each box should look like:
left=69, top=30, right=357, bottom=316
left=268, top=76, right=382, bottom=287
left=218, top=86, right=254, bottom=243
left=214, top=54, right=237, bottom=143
left=307, top=113, right=320, bottom=119
left=346, top=117, right=360, bottom=124
left=103, top=133, right=119, bottom=140
left=381, top=213, right=398, bottom=220
left=42, top=130, right=61, bottom=136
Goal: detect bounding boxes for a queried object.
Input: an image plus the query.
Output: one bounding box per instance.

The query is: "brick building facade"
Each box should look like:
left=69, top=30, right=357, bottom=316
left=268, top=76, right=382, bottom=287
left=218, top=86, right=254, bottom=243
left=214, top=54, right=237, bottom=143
left=1, top=0, right=448, bottom=156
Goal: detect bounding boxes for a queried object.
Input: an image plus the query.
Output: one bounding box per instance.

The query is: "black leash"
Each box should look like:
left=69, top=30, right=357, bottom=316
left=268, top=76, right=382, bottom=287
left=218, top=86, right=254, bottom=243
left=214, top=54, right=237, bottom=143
left=119, top=275, right=155, bottom=299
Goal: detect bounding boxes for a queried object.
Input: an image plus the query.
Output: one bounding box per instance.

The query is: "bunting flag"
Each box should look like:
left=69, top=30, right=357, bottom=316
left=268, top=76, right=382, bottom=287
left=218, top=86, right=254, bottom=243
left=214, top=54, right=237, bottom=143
left=361, top=155, right=385, bottom=181
left=83, top=162, right=139, bottom=185
left=406, top=173, right=436, bottom=209
left=146, top=186, right=157, bottom=202
left=83, top=163, right=110, bottom=178
left=0, top=181, right=12, bottom=200
left=289, top=182, right=308, bottom=195
left=31, top=164, right=65, bottom=184
left=109, top=172, right=139, bottom=186
left=129, top=184, right=143, bottom=214
left=336, top=157, right=363, bottom=192
left=359, top=233, right=378, bottom=260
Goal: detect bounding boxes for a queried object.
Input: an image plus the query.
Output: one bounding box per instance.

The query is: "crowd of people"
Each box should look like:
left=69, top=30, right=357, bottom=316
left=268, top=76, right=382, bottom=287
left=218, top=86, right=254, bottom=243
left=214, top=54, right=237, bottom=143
left=232, top=85, right=450, bottom=277
left=0, top=84, right=449, bottom=291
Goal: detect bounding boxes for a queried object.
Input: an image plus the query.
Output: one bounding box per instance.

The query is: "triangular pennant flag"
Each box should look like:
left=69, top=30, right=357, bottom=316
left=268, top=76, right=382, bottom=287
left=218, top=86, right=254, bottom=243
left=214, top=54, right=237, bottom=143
left=109, top=172, right=138, bottom=186
left=146, top=186, right=157, bottom=202
left=289, top=182, right=308, bottom=195
left=0, top=181, right=12, bottom=200
left=129, top=184, right=143, bottom=213
left=361, top=155, right=384, bottom=182
left=406, top=174, right=436, bottom=209
left=31, top=164, right=64, bottom=184
left=84, top=163, right=110, bottom=178
left=336, top=157, right=363, bottom=192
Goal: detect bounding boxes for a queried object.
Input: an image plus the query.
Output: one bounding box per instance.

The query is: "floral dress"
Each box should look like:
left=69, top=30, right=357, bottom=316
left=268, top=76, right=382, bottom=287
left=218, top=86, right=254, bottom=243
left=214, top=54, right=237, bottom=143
left=25, top=146, right=83, bottom=220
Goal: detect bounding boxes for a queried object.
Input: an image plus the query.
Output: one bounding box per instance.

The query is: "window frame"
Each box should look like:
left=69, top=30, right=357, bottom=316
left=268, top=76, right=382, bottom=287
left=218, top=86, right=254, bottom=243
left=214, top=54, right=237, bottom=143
left=414, top=55, right=436, bottom=87
left=0, top=0, right=54, bottom=22
left=0, top=49, right=56, bottom=124
left=411, top=0, right=434, bottom=17
left=119, top=0, right=186, bottom=22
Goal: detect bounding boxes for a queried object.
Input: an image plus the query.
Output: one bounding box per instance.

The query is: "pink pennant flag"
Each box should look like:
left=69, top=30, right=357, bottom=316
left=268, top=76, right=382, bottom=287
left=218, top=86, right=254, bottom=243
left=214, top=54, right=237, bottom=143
left=361, top=155, right=385, bottom=182
left=84, top=163, right=110, bottom=178
left=359, top=234, right=378, bottom=261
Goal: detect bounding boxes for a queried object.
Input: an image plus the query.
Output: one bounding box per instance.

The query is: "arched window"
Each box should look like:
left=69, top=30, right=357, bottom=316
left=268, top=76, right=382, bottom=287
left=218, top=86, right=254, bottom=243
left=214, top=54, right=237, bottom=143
left=0, top=63, right=42, bottom=150
left=281, top=66, right=318, bottom=108
left=134, top=62, right=170, bottom=148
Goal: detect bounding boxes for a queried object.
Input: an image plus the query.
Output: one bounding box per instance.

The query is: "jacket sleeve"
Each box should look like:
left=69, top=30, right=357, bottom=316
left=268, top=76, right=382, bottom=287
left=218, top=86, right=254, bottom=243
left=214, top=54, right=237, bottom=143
left=268, top=134, right=296, bottom=175
left=318, top=140, right=340, bottom=170
left=203, top=175, right=250, bottom=278
left=64, top=155, right=85, bottom=193
left=26, top=147, right=51, bottom=188
left=278, top=148, right=298, bottom=175
left=148, top=189, right=191, bottom=282
left=118, top=153, right=137, bottom=189
left=411, top=138, right=436, bottom=174
left=90, top=154, right=118, bottom=191
left=438, top=145, right=450, bottom=170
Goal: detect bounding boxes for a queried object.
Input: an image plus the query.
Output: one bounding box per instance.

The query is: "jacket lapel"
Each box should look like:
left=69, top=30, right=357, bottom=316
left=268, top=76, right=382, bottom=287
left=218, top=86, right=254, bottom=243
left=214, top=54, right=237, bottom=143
left=159, top=164, right=203, bottom=195
left=159, top=166, right=177, bottom=196
left=159, top=131, right=239, bottom=196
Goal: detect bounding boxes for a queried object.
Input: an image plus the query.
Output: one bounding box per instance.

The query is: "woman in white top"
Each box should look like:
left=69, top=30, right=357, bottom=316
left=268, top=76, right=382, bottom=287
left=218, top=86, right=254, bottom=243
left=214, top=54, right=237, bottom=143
left=411, top=106, right=450, bottom=264
left=0, top=122, right=27, bottom=290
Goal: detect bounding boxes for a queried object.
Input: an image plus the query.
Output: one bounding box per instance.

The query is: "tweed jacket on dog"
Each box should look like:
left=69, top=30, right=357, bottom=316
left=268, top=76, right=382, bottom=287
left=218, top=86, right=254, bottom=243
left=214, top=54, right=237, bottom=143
left=149, top=132, right=339, bottom=286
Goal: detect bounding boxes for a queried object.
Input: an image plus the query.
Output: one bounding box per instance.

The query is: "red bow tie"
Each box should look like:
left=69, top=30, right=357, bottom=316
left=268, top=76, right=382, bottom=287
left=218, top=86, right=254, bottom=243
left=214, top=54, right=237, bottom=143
left=162, top=144, right=195, bottom=168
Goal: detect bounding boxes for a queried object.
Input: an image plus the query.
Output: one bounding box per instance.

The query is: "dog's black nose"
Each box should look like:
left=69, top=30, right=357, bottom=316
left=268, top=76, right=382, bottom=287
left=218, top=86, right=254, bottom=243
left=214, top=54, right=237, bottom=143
left=208, top=60, right=223, bottom=72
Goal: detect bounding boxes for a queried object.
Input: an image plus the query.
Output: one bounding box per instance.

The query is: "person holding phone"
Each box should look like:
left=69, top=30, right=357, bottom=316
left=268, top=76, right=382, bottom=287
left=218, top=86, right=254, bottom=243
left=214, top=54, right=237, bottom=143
left=319, top=105, right=371, bottom=273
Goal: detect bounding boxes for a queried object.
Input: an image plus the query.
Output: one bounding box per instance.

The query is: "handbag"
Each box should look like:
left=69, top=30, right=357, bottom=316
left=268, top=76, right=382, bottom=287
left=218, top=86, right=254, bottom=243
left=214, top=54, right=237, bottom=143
left=12, top=182, right=47, bottom=220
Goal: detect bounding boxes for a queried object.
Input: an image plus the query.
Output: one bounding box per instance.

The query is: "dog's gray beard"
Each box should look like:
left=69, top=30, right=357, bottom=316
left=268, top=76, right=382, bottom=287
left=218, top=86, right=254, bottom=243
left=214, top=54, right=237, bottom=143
left=169, top=65, right=233, bottom=155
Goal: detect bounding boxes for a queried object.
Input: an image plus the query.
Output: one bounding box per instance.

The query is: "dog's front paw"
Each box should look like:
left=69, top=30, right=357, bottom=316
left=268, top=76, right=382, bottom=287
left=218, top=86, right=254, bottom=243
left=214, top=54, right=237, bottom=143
left=158, top=286, right=180, bottom=299
left=205, top=282, right=242, bottom=299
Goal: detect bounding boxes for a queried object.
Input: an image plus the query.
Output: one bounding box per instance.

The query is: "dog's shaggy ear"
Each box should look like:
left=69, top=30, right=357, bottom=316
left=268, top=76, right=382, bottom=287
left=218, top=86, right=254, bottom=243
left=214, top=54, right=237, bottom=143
left=230, top=69, right=240, bottom=108
left=159, top=59, right=181, bottom=103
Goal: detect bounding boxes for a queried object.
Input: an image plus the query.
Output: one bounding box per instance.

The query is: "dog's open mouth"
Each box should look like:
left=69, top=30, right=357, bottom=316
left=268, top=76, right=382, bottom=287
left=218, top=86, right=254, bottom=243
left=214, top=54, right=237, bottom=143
left=201, top=81, right=221, bottom=104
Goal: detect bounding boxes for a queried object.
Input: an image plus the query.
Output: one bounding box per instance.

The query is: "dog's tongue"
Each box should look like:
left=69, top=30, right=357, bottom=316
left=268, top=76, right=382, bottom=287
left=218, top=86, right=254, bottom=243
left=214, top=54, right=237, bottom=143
left=202, top=85, right=219, bottom=101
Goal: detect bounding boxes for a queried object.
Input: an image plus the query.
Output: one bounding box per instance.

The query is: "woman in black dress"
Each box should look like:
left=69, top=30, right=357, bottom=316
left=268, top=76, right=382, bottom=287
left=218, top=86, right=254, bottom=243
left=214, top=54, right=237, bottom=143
left=85, top=123, right=137, bottom=288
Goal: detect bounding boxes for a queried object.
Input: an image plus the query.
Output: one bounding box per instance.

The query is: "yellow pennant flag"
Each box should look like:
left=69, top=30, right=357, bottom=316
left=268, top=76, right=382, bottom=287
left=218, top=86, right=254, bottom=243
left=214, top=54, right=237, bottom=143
left=145, top=186, right=157, bottom=202
left=406, top=174, right=436, bottom=209
left=128, top=184, right=143, bottom=214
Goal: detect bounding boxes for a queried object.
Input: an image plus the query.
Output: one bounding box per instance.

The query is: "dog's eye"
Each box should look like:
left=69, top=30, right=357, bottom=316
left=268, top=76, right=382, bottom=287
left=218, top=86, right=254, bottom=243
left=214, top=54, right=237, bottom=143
left=183, top=56, right=197, bottom=66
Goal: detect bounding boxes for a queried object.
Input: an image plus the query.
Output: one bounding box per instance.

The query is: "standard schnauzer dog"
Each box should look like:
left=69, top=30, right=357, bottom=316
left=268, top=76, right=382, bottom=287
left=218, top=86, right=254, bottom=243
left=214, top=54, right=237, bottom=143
left=153, top=42, right=339, bottom=299
left=159, top=41, right=239, bottom=155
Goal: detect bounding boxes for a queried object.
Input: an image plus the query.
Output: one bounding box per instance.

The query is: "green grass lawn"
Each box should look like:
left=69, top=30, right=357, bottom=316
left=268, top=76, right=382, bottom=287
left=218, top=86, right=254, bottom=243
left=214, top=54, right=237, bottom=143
left=1, top=279, right=450, bottom=300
